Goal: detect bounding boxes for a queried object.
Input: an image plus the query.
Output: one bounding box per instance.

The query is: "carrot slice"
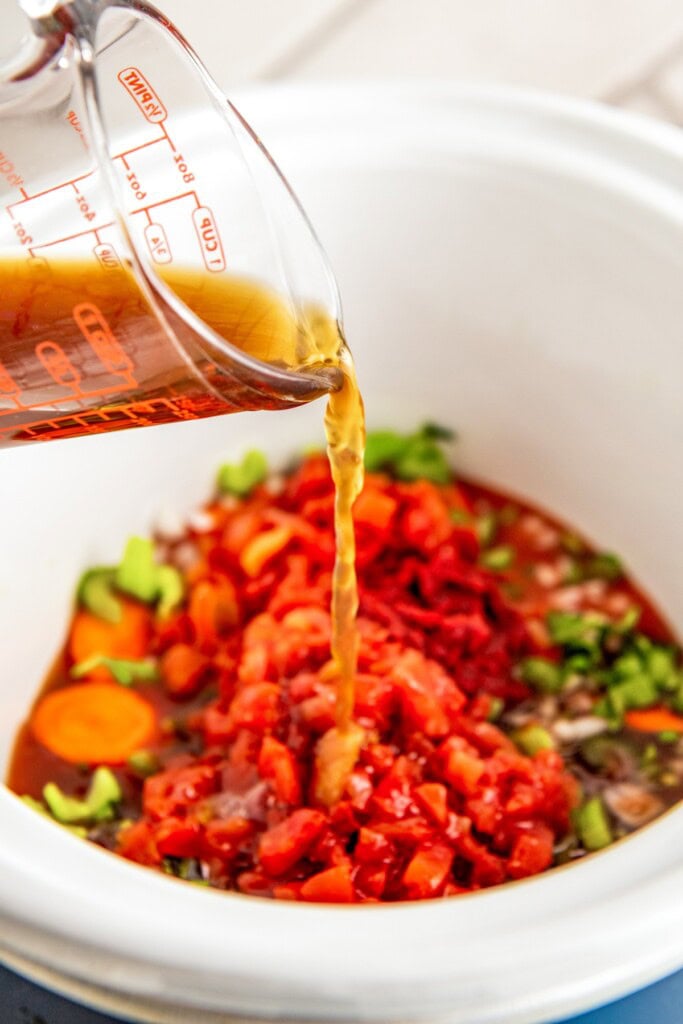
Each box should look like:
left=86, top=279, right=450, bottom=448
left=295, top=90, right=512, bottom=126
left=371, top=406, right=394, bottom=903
left=69, top=600, right=150, bottom=680
left=625, top=707, right=683, bottom=734
left=31, top=682, right=156, bottom=764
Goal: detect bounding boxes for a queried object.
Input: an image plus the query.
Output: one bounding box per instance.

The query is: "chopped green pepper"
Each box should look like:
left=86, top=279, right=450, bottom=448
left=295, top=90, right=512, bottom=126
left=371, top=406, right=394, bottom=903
left=364, top=424, right=453, bottom=483
left=217, top=449, right=268, bottom=497
left=475, top=512, right=498, bottom=547
left=127, top=749, right=161, bottom=777
left=115, top=536, right=158, bottom=603
left=71, top=654, right=158, bottom=686
left=43, top=767, right=121, bottom=825
left=513, top=724, right=555, bottom=756
left=156, top=564, right=184, bottom=620
left=77, top=568, right=121, bottom=624
left=576, top=796, right=613, bottom=851
left=480, top=546, right=514, bottom=571
left=518, top=657, right=562, bottom=693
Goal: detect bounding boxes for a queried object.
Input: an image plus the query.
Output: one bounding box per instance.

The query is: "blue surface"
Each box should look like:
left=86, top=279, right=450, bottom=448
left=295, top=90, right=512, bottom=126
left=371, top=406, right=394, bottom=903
left=1, top=962, right=682, bottom=1023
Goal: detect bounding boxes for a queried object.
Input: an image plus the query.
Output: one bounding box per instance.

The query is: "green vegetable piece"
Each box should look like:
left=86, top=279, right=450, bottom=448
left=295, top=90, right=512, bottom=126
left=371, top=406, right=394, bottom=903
left=77, top=567, right=121, bottom=624
left=658, top=730, right=680, bottom=744
left=646, top=647, right=678, bottom=691
left=476, top=512, right=498, bottom=547
left=20, top=795, right=88, bottom=837
left=394, top=437, right=451, bottom=484
left=519, top=657, right=562, bottom=693
left=21, top=795, right=48, bottom=815
left=487, top=696, right=504, bottom=722
left=615, top=607, right=641, bottom=633
left=420, top=422, right=455, bottom=441
left=640, top=742, right=659, bottom=768
left=365, top=424, right=453, bottom=483
left=449, top=507, right=472, bottom=526
left=607, top=674, right=658, bottom=715
left=43, top=767, right=121, bottom=825
left=116, top=536, right=158, bottom=603
left=547, top=611, right=604, bottom=651
left=72, top=654, right=158, bottom=686
left=364, top=431, right=411, bottom=472
left=217, top=449, right=268, bottom=497
left=611, top=652, right=643, bottom=680
left=576, top=797, right=613, bottom=851
left=585, top=552, right=623, bottom=581
left=480, top=545, right=514, bottom=571
left=513, top=724, right=555, bottom=756
left=560, top=532, right=585, bottom=555
left=127, top=749, right=160, bottom=777
left=156, top=564, right=184, bottom=620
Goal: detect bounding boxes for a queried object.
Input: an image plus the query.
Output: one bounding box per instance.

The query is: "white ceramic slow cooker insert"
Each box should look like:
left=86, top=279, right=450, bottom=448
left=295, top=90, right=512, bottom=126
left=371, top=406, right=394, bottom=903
left=0, top=85, right=682, bottom=1024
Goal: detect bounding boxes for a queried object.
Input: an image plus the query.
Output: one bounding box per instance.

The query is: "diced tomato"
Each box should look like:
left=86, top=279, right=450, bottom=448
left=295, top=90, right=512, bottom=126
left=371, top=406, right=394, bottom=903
left=117, top=820, right=161, bottom=866
left=161, top=643, right=211, bottom=697
left=258, top=736, right=301, bottom=804
left=228, top=683, right=282, bottom=732
left=155, top=817, right=201, bottom=858
left=300, top=863, right=355, bottom=903
left=401, top=844, right=453, bottom=899
left=353, top=488, right=398, bottom=531
left=508, top=823, right=555, bottom=880
left=438, top=736, right=485, bottom=795
left=414, top=782, right=449, bottom=826
left=143, top=764, right=217, bottom=821
left=259, top=809, right=327, bottom=876
left=203, top=817, right=254, bottom=859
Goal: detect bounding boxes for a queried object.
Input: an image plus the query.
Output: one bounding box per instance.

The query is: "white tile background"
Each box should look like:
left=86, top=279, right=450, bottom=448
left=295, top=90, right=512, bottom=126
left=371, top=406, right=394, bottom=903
left=155, top=0, right=683, bottom=123
left=4, top=0, right=683, bottom=122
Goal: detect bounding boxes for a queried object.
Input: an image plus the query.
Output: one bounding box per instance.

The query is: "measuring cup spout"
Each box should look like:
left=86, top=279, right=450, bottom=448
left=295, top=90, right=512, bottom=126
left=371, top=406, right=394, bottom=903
left=0, top=0, right=345, bottom=446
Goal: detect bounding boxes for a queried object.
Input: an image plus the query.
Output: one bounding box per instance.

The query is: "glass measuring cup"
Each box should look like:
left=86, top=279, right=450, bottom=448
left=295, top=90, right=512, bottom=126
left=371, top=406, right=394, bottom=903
left=0, top=0, right=343, bottom=447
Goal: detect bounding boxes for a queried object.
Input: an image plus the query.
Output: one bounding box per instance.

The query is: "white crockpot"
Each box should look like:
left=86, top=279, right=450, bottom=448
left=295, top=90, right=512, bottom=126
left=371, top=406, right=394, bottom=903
left=1, top=85, right=682, bottom=1024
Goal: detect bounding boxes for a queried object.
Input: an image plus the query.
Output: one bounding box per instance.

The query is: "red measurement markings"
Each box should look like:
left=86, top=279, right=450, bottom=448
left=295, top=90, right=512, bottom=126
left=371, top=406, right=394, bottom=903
left=93, top=242, right=121, bottom=269
left=31, top=223, right=115, bottom=252
left=192, top=206, right=225, bottom=272
left=6, top=172, right=92, bottom=209
left=36, top=342, right=82, bottom=393
left=73, top=303, right=137, bottom=387
left=143, top=223, right=172, bottom=264
left=118, top=68, right=167, bottom=124
left=0, top=361, right=24, bottom=411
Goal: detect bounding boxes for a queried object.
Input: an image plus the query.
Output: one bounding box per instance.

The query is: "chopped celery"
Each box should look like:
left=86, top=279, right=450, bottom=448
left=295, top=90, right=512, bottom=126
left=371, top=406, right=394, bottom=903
left=486, top=696, right=504, bottom=722
left=127, top=749, right=160, bottom=777
left=658, top=730, right=680, bottom=744
left=156, top=564, right=184, bottom=620
left=480, top=545, right=514, bottom=571
left=43, top=767, right=121, bottom=825
left=115, top=536, right=158, bottom=602
left=395, top=437, right=451, bottom=484
left=585, top=552, right=623, bottom=581
left=475, top=512, right=498, bottom=547
left=77, top=568, right=121, bottom=624
left=576, top=797, right=613, bottom=851
left=547, top=611, right=604, bottom=651
left=519, top=657, right=562, bottom=693
left=364, top=424, right=453, bottom=483
left=71, top=654, right=158, bottom=686
left=364, top=431, right=411, bottom=472
left=513, top=724, right=555, bottom=756
left=217, top=449, right=268, bottom=497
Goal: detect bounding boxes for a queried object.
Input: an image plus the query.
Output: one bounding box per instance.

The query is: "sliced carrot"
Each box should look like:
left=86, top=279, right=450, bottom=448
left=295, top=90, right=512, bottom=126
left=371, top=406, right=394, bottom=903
left=31, top=682, right=156, bottom=764
left=625, top=706, right=683, bottom=734
left=69, top=600, right=150, bottom=680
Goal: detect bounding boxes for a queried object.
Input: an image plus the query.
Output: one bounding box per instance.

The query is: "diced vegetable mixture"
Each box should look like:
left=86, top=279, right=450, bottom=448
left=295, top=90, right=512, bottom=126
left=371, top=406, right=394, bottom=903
left=9, top=427, right=683, bottom=901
